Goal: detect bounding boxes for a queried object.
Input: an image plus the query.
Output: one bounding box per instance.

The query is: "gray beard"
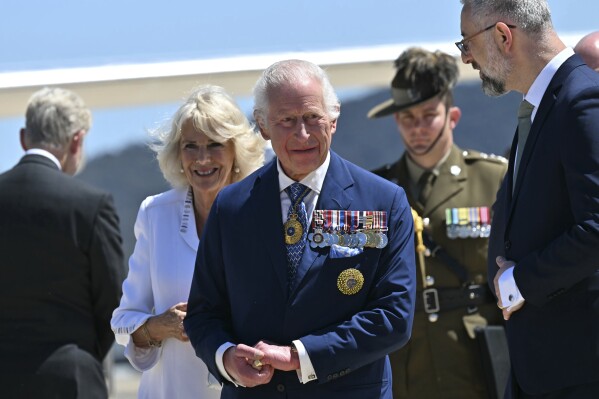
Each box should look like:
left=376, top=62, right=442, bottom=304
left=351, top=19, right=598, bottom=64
left=481, top=72, right=508, bottom=97
left=479, top=40, right=511, bottom=97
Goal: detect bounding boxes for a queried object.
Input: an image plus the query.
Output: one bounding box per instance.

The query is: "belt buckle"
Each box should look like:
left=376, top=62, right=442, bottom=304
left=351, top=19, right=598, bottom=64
left=422, top=288, right=440, bottom=314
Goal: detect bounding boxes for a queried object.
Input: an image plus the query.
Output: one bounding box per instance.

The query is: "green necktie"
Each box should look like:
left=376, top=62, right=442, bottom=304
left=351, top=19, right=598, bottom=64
left=513, top=100, right=534, bottom=191
left=417, top=170, right=435, bottom=206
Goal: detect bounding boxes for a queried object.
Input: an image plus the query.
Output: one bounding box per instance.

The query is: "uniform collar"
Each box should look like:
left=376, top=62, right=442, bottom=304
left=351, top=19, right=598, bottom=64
left=405, top=147, right=452, bottom=184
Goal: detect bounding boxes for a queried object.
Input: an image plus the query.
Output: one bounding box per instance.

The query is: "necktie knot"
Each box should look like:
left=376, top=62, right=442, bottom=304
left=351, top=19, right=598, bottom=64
left=518, top=100, right=534, bottom=120
left=286, top=183, right=309, bottom=207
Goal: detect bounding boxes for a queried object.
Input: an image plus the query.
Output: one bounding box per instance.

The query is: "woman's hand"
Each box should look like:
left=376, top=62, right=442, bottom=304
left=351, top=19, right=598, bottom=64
left=132, top=302, right=188, bottom=347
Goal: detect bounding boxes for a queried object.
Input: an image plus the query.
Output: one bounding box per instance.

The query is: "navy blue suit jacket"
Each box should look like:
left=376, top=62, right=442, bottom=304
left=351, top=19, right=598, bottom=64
left=488, top=55, right=599, bottom=394
left=185, top=151, right=416, bottom=399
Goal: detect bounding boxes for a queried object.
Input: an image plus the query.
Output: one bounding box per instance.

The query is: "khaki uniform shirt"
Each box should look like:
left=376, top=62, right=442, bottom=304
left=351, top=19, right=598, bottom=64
left=373, top=144, right=508, bottom=399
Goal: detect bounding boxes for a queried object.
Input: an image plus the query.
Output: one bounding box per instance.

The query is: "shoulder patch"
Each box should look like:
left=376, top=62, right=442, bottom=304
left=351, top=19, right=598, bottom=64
left=463, top=149, right=508, bottom=164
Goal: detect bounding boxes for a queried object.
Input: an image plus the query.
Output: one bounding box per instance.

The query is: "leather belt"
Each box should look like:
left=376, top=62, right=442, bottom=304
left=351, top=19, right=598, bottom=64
left=415, top=284, right=494, bottom=314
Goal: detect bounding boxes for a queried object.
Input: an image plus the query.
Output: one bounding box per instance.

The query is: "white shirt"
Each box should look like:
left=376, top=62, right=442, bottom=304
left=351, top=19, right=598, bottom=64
left=25, top=148, right=61, bottom=170
left=111, top=188, right=220, bottom=399
left=216, top=152, right=332, bottom=385
left=500, top=48, right=575, bottom=311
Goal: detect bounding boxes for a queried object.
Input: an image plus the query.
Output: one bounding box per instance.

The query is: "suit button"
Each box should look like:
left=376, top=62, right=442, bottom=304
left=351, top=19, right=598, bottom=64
left=276, top=384, right=285, bottom=392
left=333, top=373, right=339, bottom=379
left=504, top=240, right=511, bottom=250
left=327, top=375, right=333, bottom=381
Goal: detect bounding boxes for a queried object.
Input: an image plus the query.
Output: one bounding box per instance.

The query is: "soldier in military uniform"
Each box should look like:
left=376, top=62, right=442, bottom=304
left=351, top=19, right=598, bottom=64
left=368, top=47, right=508, bottom=398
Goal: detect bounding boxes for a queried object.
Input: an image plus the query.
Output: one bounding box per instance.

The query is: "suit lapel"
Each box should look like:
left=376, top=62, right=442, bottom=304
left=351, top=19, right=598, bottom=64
left=179, top=187, right=200, bottom=251
left=511, top=93, right=556, bottom=202
left=505, top=132, right=518, bottom=206
left=291, top=153, right=354, bottom=295
left=392, top=156, right=417, bottom=208
left=257, top=160, right=290, bottom=296
left=507, top=55, right=581, bottom=226
left=424, top=146, right=467, bottom=215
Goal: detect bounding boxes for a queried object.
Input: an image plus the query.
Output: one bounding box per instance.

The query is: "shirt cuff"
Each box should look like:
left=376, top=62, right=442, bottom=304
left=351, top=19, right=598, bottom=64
left=498, top=266, right=525, bottom=310
left=293, top=339, right=317, bottom=383
left=216, top=342, right=244, bottom=387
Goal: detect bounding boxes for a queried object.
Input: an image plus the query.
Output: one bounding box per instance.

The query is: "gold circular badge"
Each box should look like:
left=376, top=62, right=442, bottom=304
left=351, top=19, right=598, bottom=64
left=284, top=215, right=303, bottom=245
left=337, top=268, right=364, bottom=295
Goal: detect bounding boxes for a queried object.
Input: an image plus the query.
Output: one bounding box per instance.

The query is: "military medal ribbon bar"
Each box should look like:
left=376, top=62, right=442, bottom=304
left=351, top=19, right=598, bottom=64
left=307, top=210, right=389, bottom=249
left=445, top=207, right=491, bottom=239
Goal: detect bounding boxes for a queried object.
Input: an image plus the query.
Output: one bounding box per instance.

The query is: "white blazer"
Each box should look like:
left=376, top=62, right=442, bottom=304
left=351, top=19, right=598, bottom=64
left=111, top=187, right=220, bottom=399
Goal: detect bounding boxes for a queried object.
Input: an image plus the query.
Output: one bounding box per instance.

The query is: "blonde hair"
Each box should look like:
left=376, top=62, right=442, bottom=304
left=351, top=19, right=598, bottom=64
left=151, top=85, right=265, bottom=188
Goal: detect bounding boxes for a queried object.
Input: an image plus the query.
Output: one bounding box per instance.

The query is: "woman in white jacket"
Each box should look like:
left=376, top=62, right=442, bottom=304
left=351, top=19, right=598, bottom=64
left=111, top=85, right=264, bottom=398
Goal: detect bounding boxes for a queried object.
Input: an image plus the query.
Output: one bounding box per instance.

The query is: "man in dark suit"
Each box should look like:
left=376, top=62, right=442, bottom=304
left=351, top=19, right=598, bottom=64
left=0, top=87, right=126, bottom=398
left=458, top=0, right=599, bottom=397
left=184, top=59, right=416, bottom=399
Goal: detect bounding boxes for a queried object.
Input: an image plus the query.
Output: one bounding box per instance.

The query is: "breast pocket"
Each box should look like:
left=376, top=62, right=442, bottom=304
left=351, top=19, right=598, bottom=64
left=293, top=249, right=382, bottom=329
left=322, top=249, right=381, bottom=300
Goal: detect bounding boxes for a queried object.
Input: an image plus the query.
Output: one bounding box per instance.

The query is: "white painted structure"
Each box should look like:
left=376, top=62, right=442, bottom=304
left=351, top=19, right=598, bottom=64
left=0, top=34, right=583, bottom=118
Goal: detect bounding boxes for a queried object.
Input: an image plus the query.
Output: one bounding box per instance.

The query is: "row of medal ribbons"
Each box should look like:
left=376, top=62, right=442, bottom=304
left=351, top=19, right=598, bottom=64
left=445, top=206, right=491, bottom=239
left=308, top=210, right=389, bottom=249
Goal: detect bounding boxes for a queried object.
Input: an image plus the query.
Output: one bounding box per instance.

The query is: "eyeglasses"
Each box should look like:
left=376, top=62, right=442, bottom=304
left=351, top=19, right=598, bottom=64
left=455, top=23, right=516, bottom=55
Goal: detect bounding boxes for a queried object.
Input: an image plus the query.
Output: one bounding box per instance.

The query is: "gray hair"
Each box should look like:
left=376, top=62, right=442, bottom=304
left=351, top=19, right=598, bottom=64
left=461, top=0, right=553, bottom=36
left=152, top=84, right=265, bottom=188
left=253, top=59, right=340, bottom=127
left=23, top=87, right=92, bottom=150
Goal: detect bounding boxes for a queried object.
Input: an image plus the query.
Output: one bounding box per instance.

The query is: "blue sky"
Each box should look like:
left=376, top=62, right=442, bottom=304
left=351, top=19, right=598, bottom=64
left=1, top=0, right=597, bottom=172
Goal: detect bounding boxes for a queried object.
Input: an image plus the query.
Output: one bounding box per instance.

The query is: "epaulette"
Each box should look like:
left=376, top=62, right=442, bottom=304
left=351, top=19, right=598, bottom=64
left=371, top=163, right=393, bottom=176
left=379, top=163, right=394, bottom=171
left=462, top=149, right=508, bottom=164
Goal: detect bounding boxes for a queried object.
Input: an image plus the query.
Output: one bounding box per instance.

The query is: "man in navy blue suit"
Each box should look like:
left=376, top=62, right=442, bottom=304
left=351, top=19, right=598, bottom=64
left=458, top=0, right=599, bottom=397
left=184, top=59, right=417, bottom=398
